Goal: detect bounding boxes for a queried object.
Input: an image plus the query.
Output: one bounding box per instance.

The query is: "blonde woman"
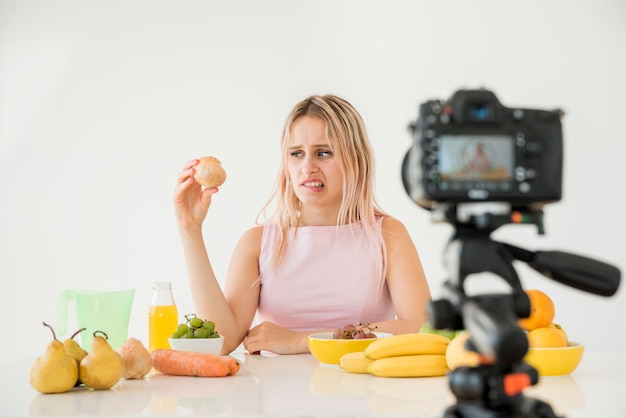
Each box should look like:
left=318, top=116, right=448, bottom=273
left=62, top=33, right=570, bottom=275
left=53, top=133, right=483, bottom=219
left=174, top=94, right=431, bottom=355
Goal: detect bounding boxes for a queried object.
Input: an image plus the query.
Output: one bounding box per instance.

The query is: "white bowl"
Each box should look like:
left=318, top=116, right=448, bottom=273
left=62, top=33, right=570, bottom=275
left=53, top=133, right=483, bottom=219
left=168, top=335, right=224, bottom=354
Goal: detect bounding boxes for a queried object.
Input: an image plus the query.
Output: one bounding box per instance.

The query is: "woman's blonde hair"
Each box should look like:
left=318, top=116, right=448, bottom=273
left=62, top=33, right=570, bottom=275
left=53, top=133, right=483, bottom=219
left=257, top=94, right=389, bottom=283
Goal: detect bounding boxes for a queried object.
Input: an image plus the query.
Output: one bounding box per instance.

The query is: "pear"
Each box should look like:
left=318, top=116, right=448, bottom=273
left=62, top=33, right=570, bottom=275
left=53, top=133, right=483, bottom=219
left=29, top=322, right=78, bottom=394
left=63, top=327, right=88, bottom=386
left=79, top=331, right=125, bottom=390
left=64, top=327, right=88, bottom=362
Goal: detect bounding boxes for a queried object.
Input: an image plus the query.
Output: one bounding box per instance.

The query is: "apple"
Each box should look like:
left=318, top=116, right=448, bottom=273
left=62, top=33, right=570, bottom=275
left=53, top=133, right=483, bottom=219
left=419, top=323, right=457, bottom=340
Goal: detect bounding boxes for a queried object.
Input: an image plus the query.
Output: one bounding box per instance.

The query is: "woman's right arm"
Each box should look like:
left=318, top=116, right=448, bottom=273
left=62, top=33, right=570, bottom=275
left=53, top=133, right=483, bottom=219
left=174, top=160, right=261, bottom=354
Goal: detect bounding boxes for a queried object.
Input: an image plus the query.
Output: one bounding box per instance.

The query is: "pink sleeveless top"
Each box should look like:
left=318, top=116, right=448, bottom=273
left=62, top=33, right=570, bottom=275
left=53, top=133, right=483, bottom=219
left=257, top=219, right=396, bottom=331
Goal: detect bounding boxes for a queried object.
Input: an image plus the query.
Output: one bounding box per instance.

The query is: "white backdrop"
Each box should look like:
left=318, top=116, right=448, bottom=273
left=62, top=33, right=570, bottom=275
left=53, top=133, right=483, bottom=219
left=1, top=0, right=625, bottom=365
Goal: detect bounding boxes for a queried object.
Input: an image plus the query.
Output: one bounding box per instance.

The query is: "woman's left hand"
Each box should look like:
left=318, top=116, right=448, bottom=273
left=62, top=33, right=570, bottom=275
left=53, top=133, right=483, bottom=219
left=244, top=321, right=310, bottom=355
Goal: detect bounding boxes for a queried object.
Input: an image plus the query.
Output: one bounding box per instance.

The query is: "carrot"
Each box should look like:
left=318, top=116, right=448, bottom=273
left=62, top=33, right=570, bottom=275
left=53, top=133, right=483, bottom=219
left=151, top=349, right=240, bottom=377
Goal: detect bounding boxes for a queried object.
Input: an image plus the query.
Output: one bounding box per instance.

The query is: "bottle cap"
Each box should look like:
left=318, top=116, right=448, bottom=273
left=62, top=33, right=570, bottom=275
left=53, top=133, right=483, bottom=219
left=152, top=282, right=172, bottom=289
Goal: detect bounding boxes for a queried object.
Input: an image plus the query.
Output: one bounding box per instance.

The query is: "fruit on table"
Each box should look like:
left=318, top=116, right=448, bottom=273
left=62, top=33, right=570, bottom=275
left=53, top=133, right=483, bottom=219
left=339, top=351, right=373, bottom=374
left=29, top=322, right=78, bottom=394
left=550, top=322, right=568, bottom=343
left=339, top=333, right=450, bottom=377
left=171, top=313, right=221, bottom=339
left=367, top=354, right=448, bottom=378
left=333, top=322, right=377, bottom=339
left=515, top=289, right=571, bottom=348
left=518, top=289, right=555, bottom=331
left=445, top=332, right=480, bottom=370
left=193, top=156, right=226, bottom=188
left=79, top=331, right=125, bottom=390
left=63, top=327, right=88, bottom=386
left=418, top=322, right=458, bottom=340
left=364, top=332, right=450, bottom=359
left=118, top=337, right=153, bottom=379
left=63, top=327, right=88, bottom=364
left=527, top=326, right=568, bottom=348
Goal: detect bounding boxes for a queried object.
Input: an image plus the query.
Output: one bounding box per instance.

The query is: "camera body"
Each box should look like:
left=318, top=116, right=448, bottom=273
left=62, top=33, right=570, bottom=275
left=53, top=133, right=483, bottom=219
left=402, top=89, right=564, bottom=211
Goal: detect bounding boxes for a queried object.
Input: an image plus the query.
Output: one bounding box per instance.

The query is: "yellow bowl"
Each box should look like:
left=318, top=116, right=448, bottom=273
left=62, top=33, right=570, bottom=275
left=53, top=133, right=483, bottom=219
left=307, top=332, right=392, bottom=365
left=524, top=342, right=584, bottom=377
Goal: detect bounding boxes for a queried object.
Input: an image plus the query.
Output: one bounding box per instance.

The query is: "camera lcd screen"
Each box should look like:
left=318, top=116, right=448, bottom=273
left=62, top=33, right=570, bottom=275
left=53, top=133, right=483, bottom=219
left=438, top=135, right=514, bottom=181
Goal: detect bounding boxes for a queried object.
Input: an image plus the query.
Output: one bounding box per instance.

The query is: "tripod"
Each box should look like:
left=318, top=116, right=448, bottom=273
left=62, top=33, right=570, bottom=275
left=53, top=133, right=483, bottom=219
left=427, top=209, right=621, bottom=418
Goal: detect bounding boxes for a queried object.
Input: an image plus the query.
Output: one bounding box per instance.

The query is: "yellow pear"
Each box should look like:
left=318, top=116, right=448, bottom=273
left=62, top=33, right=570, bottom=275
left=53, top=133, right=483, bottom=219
left=64, top=327, right=88, bottom=363
left=79, top=331, right=124, bottom=390
left=29, top=322, right=78, bottom=394
left=63, top=327, right=88, bottom=386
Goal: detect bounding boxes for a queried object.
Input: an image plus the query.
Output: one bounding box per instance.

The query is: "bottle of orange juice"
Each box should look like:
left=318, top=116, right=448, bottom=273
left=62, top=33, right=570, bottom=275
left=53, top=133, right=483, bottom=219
left=148, top=282, right=178, bottom=353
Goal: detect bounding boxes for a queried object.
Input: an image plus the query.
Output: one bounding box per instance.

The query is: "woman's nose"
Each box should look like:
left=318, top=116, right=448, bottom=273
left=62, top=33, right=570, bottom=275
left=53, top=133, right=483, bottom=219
left=302, top=156, right=318, bottom=174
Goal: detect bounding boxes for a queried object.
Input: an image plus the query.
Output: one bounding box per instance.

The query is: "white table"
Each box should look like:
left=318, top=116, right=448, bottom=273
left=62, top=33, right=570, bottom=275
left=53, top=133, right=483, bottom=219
left=1, top=351, right=625, bottom=417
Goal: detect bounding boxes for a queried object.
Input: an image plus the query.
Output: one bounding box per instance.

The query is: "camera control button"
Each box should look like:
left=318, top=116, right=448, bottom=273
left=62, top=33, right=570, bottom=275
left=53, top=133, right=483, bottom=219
left=468, top=189, right=489, bottom=199
left=519, top=182, right=531, bottom=193
left=526, top=141, right=542, bottom=153
left=424, top=129, right=437, bottom=139
left=515, top=167, right=526, bottom=181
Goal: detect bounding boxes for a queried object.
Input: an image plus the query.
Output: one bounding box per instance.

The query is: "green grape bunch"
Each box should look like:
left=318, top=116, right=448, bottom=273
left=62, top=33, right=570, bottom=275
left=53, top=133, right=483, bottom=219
left=171, top=313, right=220, bottom=339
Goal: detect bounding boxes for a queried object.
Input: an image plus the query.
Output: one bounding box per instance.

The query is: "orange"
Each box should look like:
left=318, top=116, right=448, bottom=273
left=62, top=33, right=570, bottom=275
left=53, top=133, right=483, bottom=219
left=527, top=326, right=568, bottom=348
left=518, top=289, right=555, bottom=331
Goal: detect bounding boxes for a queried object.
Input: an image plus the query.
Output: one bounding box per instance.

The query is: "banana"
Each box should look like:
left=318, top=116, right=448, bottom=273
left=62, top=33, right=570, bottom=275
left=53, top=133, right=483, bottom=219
left=339, top=351, right=373, bottom=374
left=367, top=354, right=449, bottom=378
left=364, top=333, right=450, bottom=360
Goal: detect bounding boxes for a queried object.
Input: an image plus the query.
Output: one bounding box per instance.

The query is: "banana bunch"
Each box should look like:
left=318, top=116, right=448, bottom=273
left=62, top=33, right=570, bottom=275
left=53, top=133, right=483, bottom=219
left=339, top=333, right=450, bottom=377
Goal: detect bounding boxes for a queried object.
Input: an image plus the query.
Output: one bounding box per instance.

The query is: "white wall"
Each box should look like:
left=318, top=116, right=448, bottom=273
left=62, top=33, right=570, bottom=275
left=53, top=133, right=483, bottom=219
left=1, top=0, right=624, bottom=364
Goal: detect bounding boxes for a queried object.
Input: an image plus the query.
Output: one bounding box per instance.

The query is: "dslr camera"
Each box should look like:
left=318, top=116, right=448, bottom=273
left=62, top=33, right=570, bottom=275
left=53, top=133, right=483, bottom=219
left=402, top=88, right=564, bottom=213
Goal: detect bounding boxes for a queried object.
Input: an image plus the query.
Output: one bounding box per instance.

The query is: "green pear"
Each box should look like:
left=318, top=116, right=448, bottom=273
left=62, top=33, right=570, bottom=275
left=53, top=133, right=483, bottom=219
left=29, top=322, right=78, bottom=394
left=63, top=327, right=88, bottom=386
left=79, top=331, right=124, bottom=390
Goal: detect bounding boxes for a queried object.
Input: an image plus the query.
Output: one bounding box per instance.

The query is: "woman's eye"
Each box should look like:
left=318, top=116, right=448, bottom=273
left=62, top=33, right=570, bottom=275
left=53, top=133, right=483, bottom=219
left=317, top=150, right=332, bottom=158
left=290, top=150, right=303, bottom=157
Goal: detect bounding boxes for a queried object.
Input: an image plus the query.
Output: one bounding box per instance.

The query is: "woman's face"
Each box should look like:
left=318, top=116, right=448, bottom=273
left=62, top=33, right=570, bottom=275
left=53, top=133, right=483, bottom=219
left=286, top=115, right=344, bottom=218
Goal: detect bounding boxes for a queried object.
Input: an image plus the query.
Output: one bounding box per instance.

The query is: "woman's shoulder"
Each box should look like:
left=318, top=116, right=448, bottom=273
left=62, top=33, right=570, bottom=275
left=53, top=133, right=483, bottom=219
left=380, top=215, right=404, bottom=228
left=380, top=216, right=411, bottom=236
left=234, top=225, right=267, bottom=257
left=240, top=223, right=281, bottom=244
left=240, top=225, right=265, bottom=240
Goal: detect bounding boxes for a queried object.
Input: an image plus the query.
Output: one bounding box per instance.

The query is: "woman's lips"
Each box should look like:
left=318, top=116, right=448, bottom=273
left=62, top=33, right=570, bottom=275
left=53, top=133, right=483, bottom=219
left=301, top=179, right=325, bottom=190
